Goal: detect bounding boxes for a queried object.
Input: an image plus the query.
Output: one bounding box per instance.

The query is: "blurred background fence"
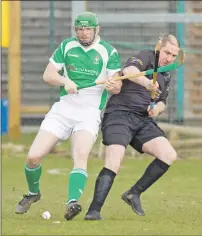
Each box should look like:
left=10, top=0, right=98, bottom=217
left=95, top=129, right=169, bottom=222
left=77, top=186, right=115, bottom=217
left=1, top=1, right=202, bottom=158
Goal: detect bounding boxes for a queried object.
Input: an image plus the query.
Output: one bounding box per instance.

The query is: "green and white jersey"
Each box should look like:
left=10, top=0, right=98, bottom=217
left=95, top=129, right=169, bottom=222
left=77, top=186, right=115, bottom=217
left=49, top=36, right=121, bottom=110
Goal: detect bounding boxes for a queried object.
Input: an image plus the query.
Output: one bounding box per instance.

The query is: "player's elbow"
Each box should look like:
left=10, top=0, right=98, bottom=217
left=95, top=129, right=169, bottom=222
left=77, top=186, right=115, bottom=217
left=123, top=66, right=140, bottom=76
left=43, top=62, right=58, bottom=83
left=43, top=75, right=48, bottom=83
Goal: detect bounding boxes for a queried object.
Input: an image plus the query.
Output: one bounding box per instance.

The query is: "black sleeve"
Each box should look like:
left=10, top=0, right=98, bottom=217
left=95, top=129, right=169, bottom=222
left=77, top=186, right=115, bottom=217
left=159, top=80, right=170, bottom=105
left=124, top=50, right=152, bottom=72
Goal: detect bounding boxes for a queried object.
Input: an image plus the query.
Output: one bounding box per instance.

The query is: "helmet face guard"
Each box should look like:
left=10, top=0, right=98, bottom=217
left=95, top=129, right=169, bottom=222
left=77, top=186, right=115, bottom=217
left=74, top=12, right=99, bottom=46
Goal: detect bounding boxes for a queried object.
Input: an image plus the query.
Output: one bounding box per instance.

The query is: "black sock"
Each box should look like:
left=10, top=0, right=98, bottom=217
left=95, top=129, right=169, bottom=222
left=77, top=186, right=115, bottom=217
left=88, top=167, right=116, bottom=213
left=130, top=158, right=170, bottom=195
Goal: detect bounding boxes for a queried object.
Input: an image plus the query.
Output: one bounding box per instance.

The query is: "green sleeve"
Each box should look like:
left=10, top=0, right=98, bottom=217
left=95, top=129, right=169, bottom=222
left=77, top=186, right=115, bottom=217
left=49, top=41, right=66, bottom=70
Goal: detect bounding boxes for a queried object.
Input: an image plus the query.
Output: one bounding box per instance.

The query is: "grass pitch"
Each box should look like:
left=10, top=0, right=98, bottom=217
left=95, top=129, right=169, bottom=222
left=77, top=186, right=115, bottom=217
left=2, top=133, right=202, bottom=235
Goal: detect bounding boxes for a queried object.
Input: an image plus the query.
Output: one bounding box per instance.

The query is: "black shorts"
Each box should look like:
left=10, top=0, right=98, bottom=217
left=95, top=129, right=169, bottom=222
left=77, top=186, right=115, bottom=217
left=101, top=111, right=166, bottom=153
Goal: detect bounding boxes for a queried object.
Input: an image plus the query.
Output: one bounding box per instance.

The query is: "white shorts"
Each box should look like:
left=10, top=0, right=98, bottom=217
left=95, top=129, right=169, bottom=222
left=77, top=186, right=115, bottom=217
left=40, top=100, right=101, bottom=141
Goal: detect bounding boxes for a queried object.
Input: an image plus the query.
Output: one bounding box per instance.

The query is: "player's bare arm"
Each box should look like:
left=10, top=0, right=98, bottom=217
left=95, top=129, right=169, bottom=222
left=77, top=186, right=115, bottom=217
left=147, top=101, right=165, bottom=117
left=155, top=101, right=165, bottom=114
left=105, top=72, right=122, bottom=94
left=123, top=65, right=159, bottom=91
left=43, top=62, right=78, bottom=93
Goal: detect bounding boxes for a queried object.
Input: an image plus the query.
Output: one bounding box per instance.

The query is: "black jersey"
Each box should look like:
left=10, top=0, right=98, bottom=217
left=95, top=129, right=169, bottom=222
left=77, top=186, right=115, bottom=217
left=105, top=50, right=171, bottom=116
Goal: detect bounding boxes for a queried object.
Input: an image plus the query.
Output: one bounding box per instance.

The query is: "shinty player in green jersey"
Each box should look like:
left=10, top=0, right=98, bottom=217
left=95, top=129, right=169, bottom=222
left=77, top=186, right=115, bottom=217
left=15, top=12, right=122, bottom=220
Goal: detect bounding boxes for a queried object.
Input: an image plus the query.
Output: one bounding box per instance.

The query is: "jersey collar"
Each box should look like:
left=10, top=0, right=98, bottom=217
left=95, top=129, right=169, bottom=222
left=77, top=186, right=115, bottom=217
left=78, top=36, right=100, bottom=52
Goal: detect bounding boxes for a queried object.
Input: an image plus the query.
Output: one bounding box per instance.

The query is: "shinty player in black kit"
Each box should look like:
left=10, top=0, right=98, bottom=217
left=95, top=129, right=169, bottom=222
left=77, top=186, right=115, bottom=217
left=84, top=34, right=181, bottom=220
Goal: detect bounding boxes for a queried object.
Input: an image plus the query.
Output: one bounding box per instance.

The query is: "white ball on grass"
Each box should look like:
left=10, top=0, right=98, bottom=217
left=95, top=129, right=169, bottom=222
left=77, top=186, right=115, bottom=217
left=42, top=211, right=51, bottom=220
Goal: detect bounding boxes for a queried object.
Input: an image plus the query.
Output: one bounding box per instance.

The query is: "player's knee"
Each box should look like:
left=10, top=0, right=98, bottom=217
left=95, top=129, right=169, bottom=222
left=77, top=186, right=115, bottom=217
left=73, top=148, right=90, bottom=161
left=169, top=149, right=178, bottom=163
left=104, top=148, right=125, bottom=174
left=160, top=149, right=177, bottom=165
left=105, top=158, right=121, bottom=174
left=72, top=148, right=90, bottom=170
left=26, top=154, right=42, bottom=168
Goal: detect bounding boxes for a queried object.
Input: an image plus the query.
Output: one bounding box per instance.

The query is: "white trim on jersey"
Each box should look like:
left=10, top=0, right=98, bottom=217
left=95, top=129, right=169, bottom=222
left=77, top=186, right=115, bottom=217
left=110, top=48, right=117, bottom=56
left=64, top=41, right=80, bottom=57
left=93, top=43, right=109, bottom=83
left=49, top=58, right=64, bottom=70
left=107, top=68, right=121, bottom=77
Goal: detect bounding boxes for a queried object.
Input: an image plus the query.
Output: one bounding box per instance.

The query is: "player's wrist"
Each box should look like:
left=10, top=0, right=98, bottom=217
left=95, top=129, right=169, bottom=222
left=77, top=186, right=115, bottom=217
left=64, top=77, right=72, bottom=86
left=155, top=104, right=161, bottom=115
left=156, top=102, right=165, bottom=114
left=156, top=106, right=160, bottom=114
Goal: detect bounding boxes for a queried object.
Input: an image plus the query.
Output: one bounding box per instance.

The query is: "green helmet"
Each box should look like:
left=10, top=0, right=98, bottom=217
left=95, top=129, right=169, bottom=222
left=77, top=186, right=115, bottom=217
left=74, top=12, right=99, bottom=28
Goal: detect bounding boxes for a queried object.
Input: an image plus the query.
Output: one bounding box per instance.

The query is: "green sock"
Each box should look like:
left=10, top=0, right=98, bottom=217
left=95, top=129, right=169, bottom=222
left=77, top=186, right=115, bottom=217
left=67, top=168, right=88, bottom=203
left=24, top=164, right=42, bottom=195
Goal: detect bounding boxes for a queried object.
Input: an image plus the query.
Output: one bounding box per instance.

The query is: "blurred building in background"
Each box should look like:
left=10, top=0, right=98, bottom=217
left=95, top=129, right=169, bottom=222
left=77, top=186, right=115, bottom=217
left=2, top=1, right=202, bottom=126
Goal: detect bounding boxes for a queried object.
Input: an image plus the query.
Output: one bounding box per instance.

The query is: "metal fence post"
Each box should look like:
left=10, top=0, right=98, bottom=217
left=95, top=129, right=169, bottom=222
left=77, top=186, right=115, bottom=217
left=176, top=0, right=185, bottom=123
left=71, top=1, right=86, bottom=37
left=49, top=0, right=56, bottom=106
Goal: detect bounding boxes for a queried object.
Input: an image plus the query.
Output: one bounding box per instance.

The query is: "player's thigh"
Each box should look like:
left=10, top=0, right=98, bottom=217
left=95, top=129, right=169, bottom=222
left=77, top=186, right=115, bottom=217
left=142, top=137, right=177, bottom=164
left=28, top=129, right=60, bottom=159
left=28, top=110, right=74, bottom=158
left=130, top=119, right=166, bottom=154
left=143, top=136, right=174, bottom=155
left=71, top=112, right=101, bottom=159
left=70, top=130, right=95, bottom=159
left=104, top=144, right=126, bottom=174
